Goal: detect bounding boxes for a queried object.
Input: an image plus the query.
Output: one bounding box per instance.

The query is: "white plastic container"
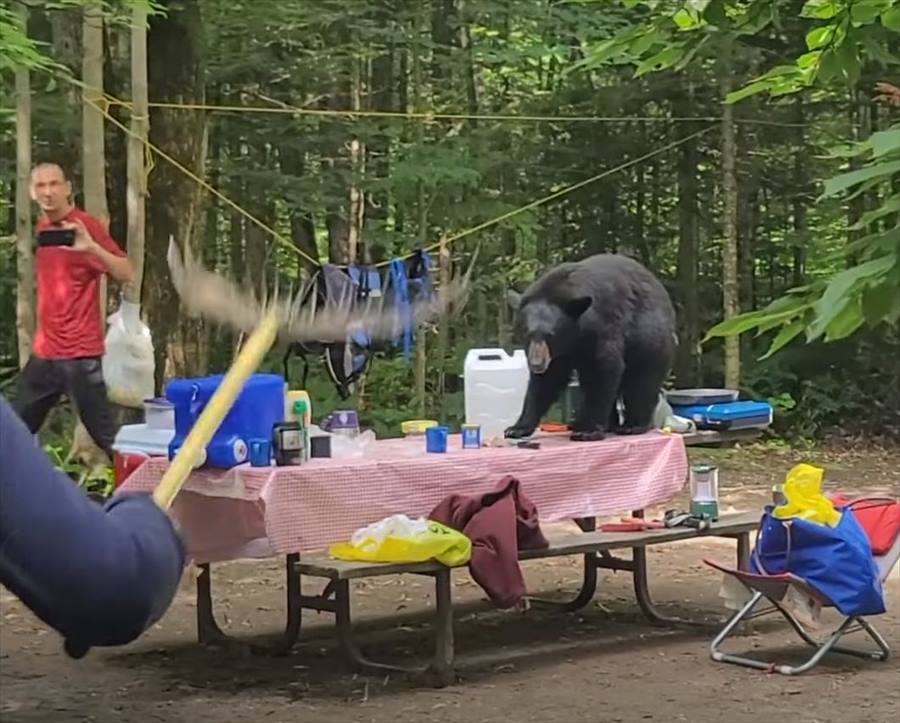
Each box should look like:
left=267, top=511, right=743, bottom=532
left=143, top=398, right=175, bottom=430
left=464, top=348, right=530, bottom=440
left=113, top=423, right=174, bottom=457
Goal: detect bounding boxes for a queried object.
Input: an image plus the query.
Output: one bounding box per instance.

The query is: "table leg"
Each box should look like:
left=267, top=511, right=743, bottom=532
left=529, top=517, right=599, bottom=612
left=736, top=531, right=751, bottom=571
left=627, top=508, right=682, bottom=626
left=195, top=554, right=302, bottom=653
left=334, top=569, right=457, bottom=687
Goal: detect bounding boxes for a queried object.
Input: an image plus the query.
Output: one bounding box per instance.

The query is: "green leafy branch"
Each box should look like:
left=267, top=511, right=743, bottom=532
left=569, top=0, right=900, bottom=98
left=727, top=0, right=900, bottom=102
left=706, top=123, right=900, bottom=358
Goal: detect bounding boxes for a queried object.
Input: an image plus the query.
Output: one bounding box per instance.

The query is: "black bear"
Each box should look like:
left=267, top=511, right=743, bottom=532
left=504, top=253, right=676, bottom=442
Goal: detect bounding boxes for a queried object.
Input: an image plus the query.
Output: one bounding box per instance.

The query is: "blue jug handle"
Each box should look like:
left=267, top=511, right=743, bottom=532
left=188, top=384, right=204, bottom=424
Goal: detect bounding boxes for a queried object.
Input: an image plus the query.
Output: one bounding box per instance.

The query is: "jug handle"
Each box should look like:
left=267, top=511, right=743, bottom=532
left=474, top=348, right=508, bottom=361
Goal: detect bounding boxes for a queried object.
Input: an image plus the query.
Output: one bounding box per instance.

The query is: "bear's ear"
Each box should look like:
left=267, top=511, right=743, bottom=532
left=563, top=296, right=592, bottom=319
left=506, top=289, right=522, bottom=310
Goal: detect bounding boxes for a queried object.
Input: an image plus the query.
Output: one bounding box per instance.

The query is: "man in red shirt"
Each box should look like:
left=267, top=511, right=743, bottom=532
left=14, top=163, right=135, bottom=460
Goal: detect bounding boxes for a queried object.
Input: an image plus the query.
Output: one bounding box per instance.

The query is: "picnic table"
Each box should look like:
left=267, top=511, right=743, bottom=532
left=119, top=428, right=761, bottom=684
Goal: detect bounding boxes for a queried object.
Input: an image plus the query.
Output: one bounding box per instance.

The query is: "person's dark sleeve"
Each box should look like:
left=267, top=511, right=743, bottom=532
left=0, top=394, right=186, bottom=657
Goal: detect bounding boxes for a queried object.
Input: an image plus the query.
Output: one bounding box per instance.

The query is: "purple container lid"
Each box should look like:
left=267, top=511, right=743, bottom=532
left=326, top=410, right=359, bottom=430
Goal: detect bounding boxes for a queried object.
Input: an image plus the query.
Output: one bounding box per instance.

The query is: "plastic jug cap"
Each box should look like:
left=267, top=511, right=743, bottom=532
left=293, top=399, right=308, bottom=414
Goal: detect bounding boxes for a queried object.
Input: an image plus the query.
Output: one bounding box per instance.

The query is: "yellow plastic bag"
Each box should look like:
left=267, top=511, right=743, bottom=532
left=773, top=463, right=841, bottom=527
left=329, top=514, right=471, bottom=567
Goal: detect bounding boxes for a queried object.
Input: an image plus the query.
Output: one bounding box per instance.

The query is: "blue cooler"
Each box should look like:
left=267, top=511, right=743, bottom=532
left=671, top=400, right=773, bottom=431
left=165, top=373, right=285, bottom=468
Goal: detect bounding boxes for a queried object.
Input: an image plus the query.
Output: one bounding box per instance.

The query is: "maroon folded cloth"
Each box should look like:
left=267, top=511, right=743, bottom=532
left=429, top=475, right=548, bottom=608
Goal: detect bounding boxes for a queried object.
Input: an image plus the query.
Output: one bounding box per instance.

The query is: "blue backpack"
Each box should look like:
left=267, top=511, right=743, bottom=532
left=283, top=250, right=433, bottom=399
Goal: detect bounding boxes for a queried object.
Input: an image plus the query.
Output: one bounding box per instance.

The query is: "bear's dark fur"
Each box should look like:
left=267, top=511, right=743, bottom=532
left=505, top=253, right=676, bottom=442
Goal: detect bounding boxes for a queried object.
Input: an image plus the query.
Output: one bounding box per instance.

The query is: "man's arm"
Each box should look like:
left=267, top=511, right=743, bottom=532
left=85, top=239, right=136, bottom=284
left=0, top=395, right=186, bottom=657
left=63, top=217, right=136, bottom=284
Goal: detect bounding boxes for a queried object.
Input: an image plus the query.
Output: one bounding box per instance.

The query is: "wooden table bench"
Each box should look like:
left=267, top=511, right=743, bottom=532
left=195, top=510, right=759, bottom=686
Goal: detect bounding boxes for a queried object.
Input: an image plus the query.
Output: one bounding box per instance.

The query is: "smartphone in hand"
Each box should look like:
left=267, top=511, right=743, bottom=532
left=37, top=228, right=76, bottom=248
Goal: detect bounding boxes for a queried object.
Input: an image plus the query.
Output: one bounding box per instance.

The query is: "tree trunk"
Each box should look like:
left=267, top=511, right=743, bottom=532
left=675, top=81, right=701, bottom=386
left=82, top=1, right=110, bottom=318
left=71, top=0, right=113, bottom=465
left=792, top=100, right=807, bottom=286
left=412, top=2, right=429, bottom=417
left=145, top=0, right=208, bottom=383
left=228, top=140, right=245, bottom=278
left=436, top=234, right=451, bottom=403
left=458, top=0, right=480, bottom=123
left=124, top=1, right=148, bottom=305
left=847, top=89, right=871, bottom=259
left=103, top=20, right=131, bottom=248
left=48, top=7, right=82, bottom=174
left=15, top=2, right=34, bottom=369
left=720, top=52, right=741, bottom=390
left=738, top=123, right=758, bottom=312
left=278, top=143, right=318, bottom=271
left=366, top=5, right=395, bottom=242
left=430, top=0, right=455, bottom=82
left=347, top=39, right=364, bottom=264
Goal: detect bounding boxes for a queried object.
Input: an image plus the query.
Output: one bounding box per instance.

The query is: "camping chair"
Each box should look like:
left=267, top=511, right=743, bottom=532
left=704, top=497, right=900, bottom=675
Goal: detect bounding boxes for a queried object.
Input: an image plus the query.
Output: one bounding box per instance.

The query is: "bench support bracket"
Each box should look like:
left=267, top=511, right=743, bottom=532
left=195, top=553, right=302, bottom=654
left=334, top=570, right=456, bottom=687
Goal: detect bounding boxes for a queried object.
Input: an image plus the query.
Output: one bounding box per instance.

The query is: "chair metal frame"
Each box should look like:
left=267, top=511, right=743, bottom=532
left=705, top=498, right=899, bottom=676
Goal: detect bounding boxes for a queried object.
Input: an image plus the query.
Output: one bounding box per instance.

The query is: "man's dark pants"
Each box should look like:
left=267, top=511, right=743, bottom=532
left=13, top=355, right=117, bottom=459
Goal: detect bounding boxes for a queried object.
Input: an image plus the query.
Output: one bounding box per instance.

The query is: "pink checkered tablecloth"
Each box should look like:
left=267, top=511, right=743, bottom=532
left=120, top=430, right=688, bottom=564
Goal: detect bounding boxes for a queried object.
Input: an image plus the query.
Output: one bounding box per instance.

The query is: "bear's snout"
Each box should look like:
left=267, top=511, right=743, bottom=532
left=527, top=339, right=551, bottom=374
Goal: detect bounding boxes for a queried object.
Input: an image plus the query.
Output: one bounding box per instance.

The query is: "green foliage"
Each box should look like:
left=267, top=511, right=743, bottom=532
left=0, top=5, right=57, bottom=72
left=42, top=442, right=115, bottom=498
left=741, top=329, right=900, bottom=439
left=573, top=0, right=898, bottom=366
left=4, top=0, right=899, bottom=446
left=1, top=1, right=164, bottom=73
left=572, top=0, right=899, bottom=98
left=706, top=123, right=900, bottom=356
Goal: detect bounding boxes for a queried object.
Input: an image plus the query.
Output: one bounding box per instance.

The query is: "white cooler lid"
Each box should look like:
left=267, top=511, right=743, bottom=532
left=113, top=423, right=173, bottom=456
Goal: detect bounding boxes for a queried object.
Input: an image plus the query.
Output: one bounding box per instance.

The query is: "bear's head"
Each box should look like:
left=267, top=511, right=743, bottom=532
left=507, top=291, right=592, bottom=374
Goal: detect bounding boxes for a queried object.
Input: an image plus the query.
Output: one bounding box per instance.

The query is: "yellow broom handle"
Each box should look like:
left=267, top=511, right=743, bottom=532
left=152, top=309, right=281, bottom=510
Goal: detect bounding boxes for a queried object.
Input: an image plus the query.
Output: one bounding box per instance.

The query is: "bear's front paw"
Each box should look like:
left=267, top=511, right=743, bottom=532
left=619, top=425, right=650, bottom=436
left=570, top=428, right=606, bottom=442
left=504, top=423, right=535, bottom=439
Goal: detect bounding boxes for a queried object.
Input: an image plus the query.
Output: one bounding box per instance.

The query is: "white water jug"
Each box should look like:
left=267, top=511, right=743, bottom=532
left=464, top=348, right=530, bottom=440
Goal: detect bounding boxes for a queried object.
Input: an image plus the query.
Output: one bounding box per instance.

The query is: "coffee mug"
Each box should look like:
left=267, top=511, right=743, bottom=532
left=425, top=425, right=449, bottom=453
left=249, top=438, right=271, bottom=467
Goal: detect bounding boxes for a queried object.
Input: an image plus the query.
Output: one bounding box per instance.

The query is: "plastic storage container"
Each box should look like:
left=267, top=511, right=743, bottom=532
left=112, top=423, right=174, bottom=487
left=401, top=419, right=438, bottom=436
left=464, top=348, right=530, bottom=440
left=165, top=373, right=286, bottom=469
left=143, top=397, right=175, bottom=429
left=670, top=400, right=773, bottom=431
left=665, top=388, right=739, bottom=406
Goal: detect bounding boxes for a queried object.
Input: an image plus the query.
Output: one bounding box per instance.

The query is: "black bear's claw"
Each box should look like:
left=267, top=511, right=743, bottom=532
left=570, top=429, right=606, bottom=442
left=504, top=424, right=535, bottom=439
left=619, top=425, right=650, bottom=435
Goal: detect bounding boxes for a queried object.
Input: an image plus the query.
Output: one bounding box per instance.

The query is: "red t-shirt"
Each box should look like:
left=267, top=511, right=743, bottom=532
left=33, top=207, right=127, bottom=360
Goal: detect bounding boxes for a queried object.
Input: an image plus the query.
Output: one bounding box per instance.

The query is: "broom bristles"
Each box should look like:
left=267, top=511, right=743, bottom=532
left=166, top=237, right=474, bottom=344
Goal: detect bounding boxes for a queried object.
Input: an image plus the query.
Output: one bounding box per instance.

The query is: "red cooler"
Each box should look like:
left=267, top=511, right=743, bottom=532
left=112, top=423, right=174, bottom=487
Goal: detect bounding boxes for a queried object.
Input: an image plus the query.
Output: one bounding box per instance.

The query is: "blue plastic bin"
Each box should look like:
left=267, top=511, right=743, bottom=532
left=671, top=400, right=773, bottom=431
left=165, top=373, right=285, bottom=468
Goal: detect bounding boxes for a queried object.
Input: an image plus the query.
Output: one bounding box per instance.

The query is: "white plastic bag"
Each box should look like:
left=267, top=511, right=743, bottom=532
left=102, top=299, right=155, bottom=408
left=350, top=514, right=431, bottom=548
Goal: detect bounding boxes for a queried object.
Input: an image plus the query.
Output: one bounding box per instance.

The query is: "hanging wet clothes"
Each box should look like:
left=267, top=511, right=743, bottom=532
left=388, top=249, right=433, bottom=361
left=283, top=250, right=433, bottom=398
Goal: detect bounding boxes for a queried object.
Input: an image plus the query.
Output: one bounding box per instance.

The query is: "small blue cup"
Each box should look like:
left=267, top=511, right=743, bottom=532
left=425, top=425, right=449, bottom=453
left=249, top=438, right=271, bottom=467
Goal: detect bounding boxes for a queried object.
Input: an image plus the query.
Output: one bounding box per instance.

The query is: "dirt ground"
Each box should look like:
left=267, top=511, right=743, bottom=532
left=2, top=444, right=899, bottom=723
